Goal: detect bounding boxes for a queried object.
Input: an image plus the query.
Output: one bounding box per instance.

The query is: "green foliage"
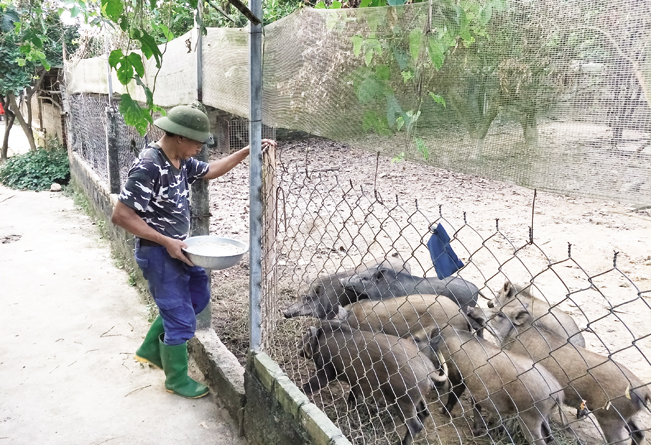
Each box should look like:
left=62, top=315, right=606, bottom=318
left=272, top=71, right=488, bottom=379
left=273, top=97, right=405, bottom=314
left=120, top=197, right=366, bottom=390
left=263, top=0, right=304, bottom=25
left=335, top=0, right=505, bottom=159
left=0, top=148, right=70, bottom=191
left=0, top=3, right=78, bottom=101
left=118, top=93, right=154, bottom=135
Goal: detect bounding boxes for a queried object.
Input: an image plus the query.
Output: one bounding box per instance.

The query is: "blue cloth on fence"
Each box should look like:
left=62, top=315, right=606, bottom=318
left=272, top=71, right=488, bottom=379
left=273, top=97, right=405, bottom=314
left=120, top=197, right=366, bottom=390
left=427, top=223, right=464, bottom=279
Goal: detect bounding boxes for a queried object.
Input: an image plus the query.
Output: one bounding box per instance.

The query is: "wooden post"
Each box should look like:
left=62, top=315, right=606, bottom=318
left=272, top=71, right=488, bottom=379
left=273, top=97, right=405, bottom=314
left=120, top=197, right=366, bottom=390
left=261, top=143, right=277, bottom=348
left=105, top=107, right=120, bottom=194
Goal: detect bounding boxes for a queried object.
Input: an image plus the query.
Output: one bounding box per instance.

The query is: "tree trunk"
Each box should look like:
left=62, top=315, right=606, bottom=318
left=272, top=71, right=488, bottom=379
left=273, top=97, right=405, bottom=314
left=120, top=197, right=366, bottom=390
left=24, top=71, right=45, bottom=136
left=7, top=92, right=37, bottom=152
left=521, top=108, right=538, bottom=146
left=1, top=111, right=16, bottom=162
left=448, top=90, right=501, bottom=141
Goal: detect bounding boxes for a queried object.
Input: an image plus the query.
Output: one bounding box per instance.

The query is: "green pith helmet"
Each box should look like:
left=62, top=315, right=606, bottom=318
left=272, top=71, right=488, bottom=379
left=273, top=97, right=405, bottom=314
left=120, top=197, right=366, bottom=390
left=154, top=105, right=214, bottom=144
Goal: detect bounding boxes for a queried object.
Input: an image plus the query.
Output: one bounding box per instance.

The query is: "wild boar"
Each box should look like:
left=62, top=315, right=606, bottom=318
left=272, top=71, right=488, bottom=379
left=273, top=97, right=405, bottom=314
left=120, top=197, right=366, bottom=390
left=488, top=281, right=585, bottom=347
left=342, top=267, right=481, bottom=310
left=340, top=293, right=476, bottom=341
left=428, top=326, right=564, bottom=445
left=471, top=302, right=651, bottom=445
left=300, top=320, right=446, bottom=445
left=283, top=256, right=410, bottom=319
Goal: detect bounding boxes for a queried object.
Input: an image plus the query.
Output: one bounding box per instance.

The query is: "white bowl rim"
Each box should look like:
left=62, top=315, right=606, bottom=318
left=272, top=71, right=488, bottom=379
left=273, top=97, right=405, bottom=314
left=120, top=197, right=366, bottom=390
left=182, top=235, right=249, bottom=259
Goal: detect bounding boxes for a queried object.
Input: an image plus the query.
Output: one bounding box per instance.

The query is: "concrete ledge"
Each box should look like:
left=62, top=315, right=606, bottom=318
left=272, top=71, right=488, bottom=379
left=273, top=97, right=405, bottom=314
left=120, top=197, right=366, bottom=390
left=299, top=403, right=347, bottom=445
left=189, top=329, right=246, bottom=426
left=248, top=351, right=351, bottom=445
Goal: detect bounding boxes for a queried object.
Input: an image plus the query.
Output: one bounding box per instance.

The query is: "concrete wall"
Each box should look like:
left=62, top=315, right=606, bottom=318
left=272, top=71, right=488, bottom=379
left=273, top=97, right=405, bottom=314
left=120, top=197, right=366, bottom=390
left=68, top=147, right=349, bottom=445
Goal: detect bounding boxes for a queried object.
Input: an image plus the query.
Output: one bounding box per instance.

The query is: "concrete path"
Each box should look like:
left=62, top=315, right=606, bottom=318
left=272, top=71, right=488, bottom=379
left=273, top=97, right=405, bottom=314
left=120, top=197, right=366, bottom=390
left=0, top=185, right=245, bottom=445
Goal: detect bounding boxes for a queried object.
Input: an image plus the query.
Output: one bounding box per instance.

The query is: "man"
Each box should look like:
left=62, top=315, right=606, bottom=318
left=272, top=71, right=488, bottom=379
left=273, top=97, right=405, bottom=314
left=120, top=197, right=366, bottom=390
left=111, top=104, right=275, bottom=399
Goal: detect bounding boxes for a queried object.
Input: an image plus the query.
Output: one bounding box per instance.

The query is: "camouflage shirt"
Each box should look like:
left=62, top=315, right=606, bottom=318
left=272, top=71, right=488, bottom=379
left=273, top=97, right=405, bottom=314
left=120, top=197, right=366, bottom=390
left=118, top=143, right=210, bottom=240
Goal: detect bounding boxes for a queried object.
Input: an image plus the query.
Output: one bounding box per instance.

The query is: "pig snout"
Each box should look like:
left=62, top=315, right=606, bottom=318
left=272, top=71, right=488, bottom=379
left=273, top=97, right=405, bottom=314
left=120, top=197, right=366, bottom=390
left=283, top=299, right=316, bottom=318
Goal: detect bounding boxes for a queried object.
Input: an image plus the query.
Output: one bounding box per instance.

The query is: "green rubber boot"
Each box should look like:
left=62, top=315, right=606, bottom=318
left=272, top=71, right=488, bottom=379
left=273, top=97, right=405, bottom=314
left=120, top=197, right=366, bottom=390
left=160, top=335, right=209, bottom=399
left=135, top=316, right=165, bottom=369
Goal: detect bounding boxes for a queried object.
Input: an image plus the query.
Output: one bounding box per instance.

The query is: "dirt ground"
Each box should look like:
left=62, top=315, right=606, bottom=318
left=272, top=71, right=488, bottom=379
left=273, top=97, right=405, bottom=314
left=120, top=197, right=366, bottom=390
left=206, top=137, right=651, bottom=444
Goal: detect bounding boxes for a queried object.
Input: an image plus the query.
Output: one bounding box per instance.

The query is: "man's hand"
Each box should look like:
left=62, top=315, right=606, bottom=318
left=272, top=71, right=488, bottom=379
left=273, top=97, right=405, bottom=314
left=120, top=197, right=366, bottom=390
left=261, top=139, right=277, bottom=155
left=162, top=237, right=195, bottom=267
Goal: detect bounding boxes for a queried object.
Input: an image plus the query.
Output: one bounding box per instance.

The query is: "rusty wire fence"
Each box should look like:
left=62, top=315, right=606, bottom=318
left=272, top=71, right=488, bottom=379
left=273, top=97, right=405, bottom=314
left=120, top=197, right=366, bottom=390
left=261, top=153, right=651, bottom=445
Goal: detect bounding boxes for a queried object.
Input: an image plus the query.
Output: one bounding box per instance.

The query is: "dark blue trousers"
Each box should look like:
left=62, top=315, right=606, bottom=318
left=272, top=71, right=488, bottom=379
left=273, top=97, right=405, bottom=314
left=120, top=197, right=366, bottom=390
left=134, top=243, right=210, bottom=346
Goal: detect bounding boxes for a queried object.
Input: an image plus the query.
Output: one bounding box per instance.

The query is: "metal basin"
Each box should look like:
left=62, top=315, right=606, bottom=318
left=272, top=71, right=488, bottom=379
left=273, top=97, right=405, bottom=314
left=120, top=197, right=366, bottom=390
left=182, top=236, right=248, bottom=270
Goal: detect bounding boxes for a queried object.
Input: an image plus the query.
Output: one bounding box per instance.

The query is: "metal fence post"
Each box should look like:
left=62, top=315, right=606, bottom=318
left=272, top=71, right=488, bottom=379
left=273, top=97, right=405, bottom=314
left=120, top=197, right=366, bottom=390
left=105, top=107, right=120, bottom=194
left=193, top=2, right=212, bottom=330
left=249, top=0, right=263, bottom=352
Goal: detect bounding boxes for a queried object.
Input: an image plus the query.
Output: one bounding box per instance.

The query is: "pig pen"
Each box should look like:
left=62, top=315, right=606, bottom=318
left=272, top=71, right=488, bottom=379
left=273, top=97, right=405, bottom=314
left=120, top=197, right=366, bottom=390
left=207, top=138, right=651, bottom=445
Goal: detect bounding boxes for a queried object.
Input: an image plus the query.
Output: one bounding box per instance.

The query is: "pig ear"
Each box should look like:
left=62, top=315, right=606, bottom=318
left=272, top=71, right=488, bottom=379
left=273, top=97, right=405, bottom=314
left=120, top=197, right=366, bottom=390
left=466, top=307, right=487, bottom=329
left=308, top=326, right=319, bottom=355
left=373, top=268, right=388, bottom=281
left=428, top=327, right=442, bottom=342
left=502, top=280, right=513, bottom=296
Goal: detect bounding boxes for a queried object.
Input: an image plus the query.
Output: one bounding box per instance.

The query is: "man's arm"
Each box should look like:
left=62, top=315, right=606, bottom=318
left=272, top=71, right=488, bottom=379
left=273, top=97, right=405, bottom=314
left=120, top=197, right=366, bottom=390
left=203, top=139, right=277, bottom=180
left=111, top=201, right=194, bottom=266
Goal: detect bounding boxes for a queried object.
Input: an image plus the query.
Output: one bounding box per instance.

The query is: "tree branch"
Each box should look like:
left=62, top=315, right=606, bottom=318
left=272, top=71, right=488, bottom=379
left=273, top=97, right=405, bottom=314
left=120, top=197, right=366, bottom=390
left=575, top=26, right=650, bottom=110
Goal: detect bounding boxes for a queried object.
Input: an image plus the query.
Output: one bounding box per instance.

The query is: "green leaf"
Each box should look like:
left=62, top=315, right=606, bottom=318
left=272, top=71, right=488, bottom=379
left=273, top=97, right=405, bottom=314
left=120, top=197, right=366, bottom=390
left=356, top=76, right=383, bottom=103
left=70, top=5, right=80, bottom=18
left=351, top=36, right=363, bottom=57
left=366, top=39, right=382, bottom=56
left=375, top=65, right=390, bottom=81
left=127, top=52, right=145, bottom=77
left=391, top=151, right=405, bottom=163
left=135, top=76, right=154, bottom=107
left=386, top=94, right=402, bottom=127
left=479, top=5, right=492, bottom=26
left=314, top=1, right=326, bottom=8
left=29, top=35, right=43, bottom=48
left=119, top=16, right=129, bottom=32
left=428, top=37, right=445, bottom=70
left=118, top=94, right=152, bottom=136
left=330, top=1, right=342, bottom=8
left=396, top=115, right=404, bottom=131
left=158, top=24, right=174, bottom=41
left=364, top=48, right=374, bottom=66
left=391, top=47, right=409, bottom=71
left=429, top=92, right=446, bottom=107
left=101, top=0, right=124, bottom=22
left=108, top=49, right=123, bottom=68
left=1, top=9, right=19, bottom=32
left=401, top=70, right=413, bottom=83
left=116, top=61, right=133, bottom=85
left=386, top=0, right=405, bottom=6
left=359, top=0, right=372, bottom=7
left=415, top=138, right=428, bottom=160
left=138, top=31, right=162, bottom=68
left=409, top=29, right=421, bottom=61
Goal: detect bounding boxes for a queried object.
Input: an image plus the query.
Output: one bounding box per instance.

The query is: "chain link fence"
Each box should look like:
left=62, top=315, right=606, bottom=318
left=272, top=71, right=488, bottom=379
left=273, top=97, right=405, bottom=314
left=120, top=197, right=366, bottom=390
left=67, top=93, right=274, bottom=186
left=261, top=146, right=651, bottom=444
